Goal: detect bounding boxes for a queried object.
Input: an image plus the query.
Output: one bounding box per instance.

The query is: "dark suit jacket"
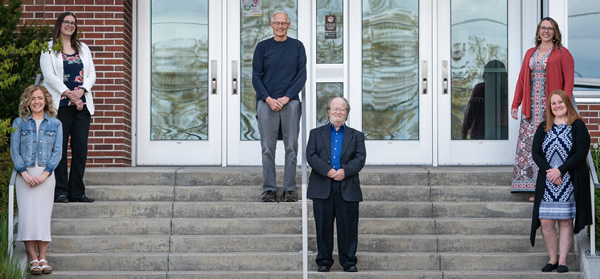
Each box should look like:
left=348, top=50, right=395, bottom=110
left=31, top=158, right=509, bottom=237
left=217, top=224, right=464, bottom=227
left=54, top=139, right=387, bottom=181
left=306, top=124, right=366, bottom=202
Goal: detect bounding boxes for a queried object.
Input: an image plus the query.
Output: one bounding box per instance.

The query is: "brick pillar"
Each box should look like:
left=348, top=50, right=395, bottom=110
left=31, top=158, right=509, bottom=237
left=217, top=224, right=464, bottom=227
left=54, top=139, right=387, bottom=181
left=20, top=0, right=133, bottom=167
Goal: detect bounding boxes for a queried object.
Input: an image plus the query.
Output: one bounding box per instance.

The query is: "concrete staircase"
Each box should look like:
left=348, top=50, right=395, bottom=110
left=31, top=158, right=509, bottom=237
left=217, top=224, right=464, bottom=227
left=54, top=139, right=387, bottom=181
left=40, top=166, right=581, bottom=278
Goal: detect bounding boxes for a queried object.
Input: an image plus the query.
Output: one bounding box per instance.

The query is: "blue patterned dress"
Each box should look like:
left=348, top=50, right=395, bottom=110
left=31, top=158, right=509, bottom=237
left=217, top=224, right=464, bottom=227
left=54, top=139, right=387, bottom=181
left=511, top=47, right=552, bottom=192
left=538, top=123, right=576, bottom=219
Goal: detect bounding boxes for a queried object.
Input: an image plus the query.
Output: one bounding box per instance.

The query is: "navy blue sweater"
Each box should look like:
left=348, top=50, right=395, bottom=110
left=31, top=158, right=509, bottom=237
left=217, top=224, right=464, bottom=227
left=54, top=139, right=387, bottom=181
left=252, top=37, right=307, bottom=101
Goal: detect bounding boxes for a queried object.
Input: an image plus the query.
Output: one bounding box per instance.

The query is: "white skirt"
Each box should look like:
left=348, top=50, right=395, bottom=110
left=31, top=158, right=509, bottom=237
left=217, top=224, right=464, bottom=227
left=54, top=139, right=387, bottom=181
left=15, top=165, right=55, bottom=242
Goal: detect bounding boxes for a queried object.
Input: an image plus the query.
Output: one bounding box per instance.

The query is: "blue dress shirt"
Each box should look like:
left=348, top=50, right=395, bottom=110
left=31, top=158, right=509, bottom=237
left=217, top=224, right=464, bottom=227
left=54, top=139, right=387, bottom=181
left=329, top=122, right=345, bottom=170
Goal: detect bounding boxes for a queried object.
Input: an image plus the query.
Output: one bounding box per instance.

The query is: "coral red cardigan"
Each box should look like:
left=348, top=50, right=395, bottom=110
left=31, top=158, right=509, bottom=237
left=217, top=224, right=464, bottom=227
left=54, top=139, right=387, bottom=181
left=511, top=46, right=574, bottom=119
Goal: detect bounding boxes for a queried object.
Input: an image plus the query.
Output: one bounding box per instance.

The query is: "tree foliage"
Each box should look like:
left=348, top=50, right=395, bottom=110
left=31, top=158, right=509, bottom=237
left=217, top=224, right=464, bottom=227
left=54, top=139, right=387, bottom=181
left=0, top=0, right=52, bottom=120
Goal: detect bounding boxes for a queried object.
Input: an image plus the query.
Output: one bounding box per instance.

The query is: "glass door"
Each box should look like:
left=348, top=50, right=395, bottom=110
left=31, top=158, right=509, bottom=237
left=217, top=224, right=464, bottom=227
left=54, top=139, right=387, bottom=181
left=226, top=0, right=308, bottom=165
left=137, top=0, right=222, bottom=165
left=346, top=0, right=433, bottom=165
left=436, top=0, right=519, bottom=165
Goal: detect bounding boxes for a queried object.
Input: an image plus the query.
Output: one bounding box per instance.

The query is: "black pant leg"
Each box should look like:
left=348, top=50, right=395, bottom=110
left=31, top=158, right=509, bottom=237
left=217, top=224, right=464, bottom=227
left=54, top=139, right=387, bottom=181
left=332, top=181, right=359, bottom=268
left=55, top=106, right=74, bottom=198
left=313, top=189, right=335, bottom=267
left=68, top=106, right=91, bottom=198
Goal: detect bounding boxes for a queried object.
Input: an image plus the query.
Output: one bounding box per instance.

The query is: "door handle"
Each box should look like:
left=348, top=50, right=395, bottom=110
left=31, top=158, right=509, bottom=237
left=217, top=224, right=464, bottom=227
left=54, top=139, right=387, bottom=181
left=211, top=60, right=217, bottom=95
left=232, top=60, right=238, bottom=95
left=421, top=60, right=428, bottom=94
left=442, top=60, right=448, bottom=94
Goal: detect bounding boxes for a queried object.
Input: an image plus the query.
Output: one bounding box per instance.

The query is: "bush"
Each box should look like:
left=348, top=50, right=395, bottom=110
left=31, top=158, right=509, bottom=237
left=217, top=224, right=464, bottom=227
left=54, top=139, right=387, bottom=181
left=0, top=118, right=15, bottom=217
left=0, top=0, right=52, bottom=120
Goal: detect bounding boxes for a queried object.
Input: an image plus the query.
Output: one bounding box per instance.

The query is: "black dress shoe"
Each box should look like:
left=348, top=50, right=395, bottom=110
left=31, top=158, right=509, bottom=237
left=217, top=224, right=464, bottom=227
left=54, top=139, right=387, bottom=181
left=54, top=195, right=69, bottom=203
left=69, top=195, right=95, bottom=202
left=541, top=262, right=558, bottom=272
left=317, top=265, right=330, bottom=272
left=343, top=265, right=358, bottom=272
left=557, top=265, right=569, bottom=273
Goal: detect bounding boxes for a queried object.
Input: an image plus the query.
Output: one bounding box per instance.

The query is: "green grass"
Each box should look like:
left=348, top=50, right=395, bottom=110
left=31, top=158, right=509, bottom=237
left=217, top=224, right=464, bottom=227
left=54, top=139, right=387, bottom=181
left=0, top=213, right=27, bottom=279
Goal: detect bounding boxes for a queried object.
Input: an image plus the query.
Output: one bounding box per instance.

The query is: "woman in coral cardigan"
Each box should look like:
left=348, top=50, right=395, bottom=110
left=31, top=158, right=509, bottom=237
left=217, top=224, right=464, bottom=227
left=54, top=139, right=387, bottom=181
left=510, top=17, right=574, bottom=201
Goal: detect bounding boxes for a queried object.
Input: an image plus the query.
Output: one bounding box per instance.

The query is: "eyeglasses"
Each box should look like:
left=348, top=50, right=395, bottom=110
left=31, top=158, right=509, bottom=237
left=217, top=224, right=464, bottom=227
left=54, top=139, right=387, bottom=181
left=271, top=22, right=288, bottom=27
left=329, top=108, right=347, bottom=113
left=540, top=26, right=553, bottom=32
left=62, top=21, right=77, bottom=27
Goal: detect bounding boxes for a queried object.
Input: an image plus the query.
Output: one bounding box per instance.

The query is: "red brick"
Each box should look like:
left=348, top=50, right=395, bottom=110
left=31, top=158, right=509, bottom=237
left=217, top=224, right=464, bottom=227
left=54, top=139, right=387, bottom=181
left=85, top=6, right=105, bottom=12
left=46, top=6, right=66, bottom=12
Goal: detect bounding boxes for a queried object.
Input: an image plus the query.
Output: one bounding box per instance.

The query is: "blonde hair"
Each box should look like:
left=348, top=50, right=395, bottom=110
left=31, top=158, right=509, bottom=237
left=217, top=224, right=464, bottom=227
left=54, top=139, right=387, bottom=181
left=19, top=85, right=57, bottom=119
left=544, top=90, right=581, bottom=132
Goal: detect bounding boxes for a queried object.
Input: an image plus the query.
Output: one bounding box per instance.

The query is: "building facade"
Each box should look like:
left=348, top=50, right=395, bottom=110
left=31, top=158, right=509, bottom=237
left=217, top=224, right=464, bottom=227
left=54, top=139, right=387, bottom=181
left=19, top=0, right=600, bottom=167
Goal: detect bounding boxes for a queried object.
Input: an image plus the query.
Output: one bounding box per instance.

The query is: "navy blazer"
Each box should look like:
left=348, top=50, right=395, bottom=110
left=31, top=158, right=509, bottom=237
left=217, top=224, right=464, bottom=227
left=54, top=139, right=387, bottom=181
left=306, top=124, right=366, bottom=202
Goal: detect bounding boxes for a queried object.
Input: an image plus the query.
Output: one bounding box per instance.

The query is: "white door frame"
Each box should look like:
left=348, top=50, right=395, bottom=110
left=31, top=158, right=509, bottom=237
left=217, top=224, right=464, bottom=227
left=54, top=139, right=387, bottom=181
left=136, top=0, right=222, bottom=165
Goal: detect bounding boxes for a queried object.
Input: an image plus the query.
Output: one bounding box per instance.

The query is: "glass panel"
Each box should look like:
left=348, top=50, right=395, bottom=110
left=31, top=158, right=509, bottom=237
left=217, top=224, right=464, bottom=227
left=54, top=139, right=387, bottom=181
left=569, top=0, right=600, bottom=84
left=362, top=0, right=419, bottom=140
left=316, top=83, right=343, bottom=127
left=451, top=0, right=508, bottom=140
left=151, top=0, right=208, bottom=140
left=316, top=0, right=343, bottom=64
left=240, top=1, right=298, bottom=141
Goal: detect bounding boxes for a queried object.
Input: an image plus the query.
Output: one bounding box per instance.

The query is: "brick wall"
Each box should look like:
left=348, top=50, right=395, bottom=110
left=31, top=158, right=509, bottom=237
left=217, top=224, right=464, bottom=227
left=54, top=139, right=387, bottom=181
left=578, top=104, right=600, bottom=145
left=19, top=0, right=133, bottom=167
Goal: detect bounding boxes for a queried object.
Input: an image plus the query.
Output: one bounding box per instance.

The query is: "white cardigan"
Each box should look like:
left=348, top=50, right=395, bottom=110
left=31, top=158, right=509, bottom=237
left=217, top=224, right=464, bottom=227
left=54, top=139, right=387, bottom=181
left=40, top=41, right=96, bottom=115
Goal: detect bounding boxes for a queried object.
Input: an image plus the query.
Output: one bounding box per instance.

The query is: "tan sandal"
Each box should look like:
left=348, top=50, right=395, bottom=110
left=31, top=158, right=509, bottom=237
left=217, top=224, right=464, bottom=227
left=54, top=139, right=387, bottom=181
left=29, top=260, right=42, bottom=275
left=39, top=259, right=52, bottom=274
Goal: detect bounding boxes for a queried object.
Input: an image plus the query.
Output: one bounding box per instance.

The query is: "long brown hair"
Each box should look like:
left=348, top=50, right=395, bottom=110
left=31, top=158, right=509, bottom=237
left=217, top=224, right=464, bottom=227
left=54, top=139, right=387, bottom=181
left=544, top=90, right=581, bottom=132
left=52, top=12, right=81, bottom=54
left=18, top=85, right=57, bottom=119
left=535, top=17, right=563, bottom=50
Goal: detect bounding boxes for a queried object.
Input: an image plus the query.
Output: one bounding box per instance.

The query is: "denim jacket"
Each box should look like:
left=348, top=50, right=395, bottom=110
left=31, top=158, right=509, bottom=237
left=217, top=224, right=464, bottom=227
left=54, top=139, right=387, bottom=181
left=10, top=113, right=62, bottom=175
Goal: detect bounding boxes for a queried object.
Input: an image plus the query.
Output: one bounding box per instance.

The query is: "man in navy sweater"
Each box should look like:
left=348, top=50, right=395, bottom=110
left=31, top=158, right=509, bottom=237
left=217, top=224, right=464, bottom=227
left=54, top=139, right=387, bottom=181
left=253, top=11, right=307, bottom=202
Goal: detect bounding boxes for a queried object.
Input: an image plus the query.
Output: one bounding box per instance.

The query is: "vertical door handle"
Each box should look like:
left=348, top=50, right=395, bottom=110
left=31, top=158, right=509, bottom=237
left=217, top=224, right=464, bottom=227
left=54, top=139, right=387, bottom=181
left=211, top=60, right=217, bottom=95
left=421, top=60, right=428, bottom=94
left=442, top=60, right=449, bottom=94
left=232, top=60, right=238, bottom=95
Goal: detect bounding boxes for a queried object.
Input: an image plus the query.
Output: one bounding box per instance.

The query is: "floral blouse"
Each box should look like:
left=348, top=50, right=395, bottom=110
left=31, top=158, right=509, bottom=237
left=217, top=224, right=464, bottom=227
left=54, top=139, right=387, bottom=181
left=61, top=52, right=87, bottom=107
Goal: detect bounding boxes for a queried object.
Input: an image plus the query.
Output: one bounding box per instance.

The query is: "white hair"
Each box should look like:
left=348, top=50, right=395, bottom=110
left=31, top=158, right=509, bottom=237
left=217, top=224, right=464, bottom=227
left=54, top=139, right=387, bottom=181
left=271, top=11, right=290, bottom=23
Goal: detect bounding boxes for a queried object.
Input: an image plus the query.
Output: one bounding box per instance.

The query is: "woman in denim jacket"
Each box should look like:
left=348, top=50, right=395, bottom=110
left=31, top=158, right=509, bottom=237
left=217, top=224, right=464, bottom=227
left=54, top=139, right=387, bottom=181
left=10, top=85, right=62, bottom=275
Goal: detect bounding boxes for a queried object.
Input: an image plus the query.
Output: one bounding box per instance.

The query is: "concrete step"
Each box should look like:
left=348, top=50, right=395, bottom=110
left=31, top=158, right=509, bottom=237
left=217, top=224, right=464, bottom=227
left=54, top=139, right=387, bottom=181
left=439, top=252, right=579, bottom=271
left=84, top=166, right=513, bottom=186
left=168, top=252, right=302, bottom=271
left=433, top=202, right=531, bottom=218
left=170, top=235, right=302, bottom=253
left=86, top=185, right=175, bottom=201
left=46, top=253, right=168, bottom=271
left=49, top=235, right=170, bottom=253
left=171, top=217, right=435, bottom=235
left=442, top=270, right=581, bottom=279
left=51, top=218, right=171, bottom=235
left=173, top=185, right=432, bottom=202
left=169, top=235, right=438, bottom=253
left=435, top=218, right=530, bottom=235
left=172, top=202, right=434, bottom=218
left=432, top=186, right=530, bottom=202
left=168, top=270, right=443, bottom=279
left=43, top=271, right=167, bottom=279
left=437, top=235, right=547, bottom=252
left=307, top=252, right=440, bottom=271
left=52, top=202, right=173, bottom=218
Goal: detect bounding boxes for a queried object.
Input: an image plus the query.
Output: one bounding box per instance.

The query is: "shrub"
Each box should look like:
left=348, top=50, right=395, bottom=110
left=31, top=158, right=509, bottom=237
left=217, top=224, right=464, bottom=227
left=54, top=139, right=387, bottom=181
left=0, top=213, right=27, bottom=279
left=0, top=118, right=15, bottom=217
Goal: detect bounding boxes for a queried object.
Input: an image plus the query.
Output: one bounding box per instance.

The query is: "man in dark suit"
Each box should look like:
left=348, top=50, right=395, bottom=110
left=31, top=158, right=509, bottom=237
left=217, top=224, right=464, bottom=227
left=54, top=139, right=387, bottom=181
left=306, top=97, right=366, bottom=272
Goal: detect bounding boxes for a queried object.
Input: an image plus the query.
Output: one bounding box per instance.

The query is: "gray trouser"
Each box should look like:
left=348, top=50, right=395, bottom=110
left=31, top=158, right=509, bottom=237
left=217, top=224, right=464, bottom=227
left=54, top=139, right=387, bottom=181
left=257, top=99, right=301, bottom=192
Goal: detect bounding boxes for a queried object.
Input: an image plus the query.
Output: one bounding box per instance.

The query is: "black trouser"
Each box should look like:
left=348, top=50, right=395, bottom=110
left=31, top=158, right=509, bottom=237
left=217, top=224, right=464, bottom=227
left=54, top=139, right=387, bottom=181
left=312, top=180, right=359, bottom=268
left=55, top=106, right=90, bottom=199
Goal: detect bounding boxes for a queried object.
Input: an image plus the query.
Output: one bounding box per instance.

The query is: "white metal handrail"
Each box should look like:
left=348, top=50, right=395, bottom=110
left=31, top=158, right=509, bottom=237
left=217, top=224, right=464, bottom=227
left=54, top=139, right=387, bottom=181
left=7, top=169, right=16, bottom=258
left=572, top=95, right=598, bottom=257
left=300, top=87, right=309, bottom=279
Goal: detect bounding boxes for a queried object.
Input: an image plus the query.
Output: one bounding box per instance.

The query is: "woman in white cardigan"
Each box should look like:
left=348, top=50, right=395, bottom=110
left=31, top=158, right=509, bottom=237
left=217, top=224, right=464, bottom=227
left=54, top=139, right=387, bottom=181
left=40, top=12, right=96, bottom=203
